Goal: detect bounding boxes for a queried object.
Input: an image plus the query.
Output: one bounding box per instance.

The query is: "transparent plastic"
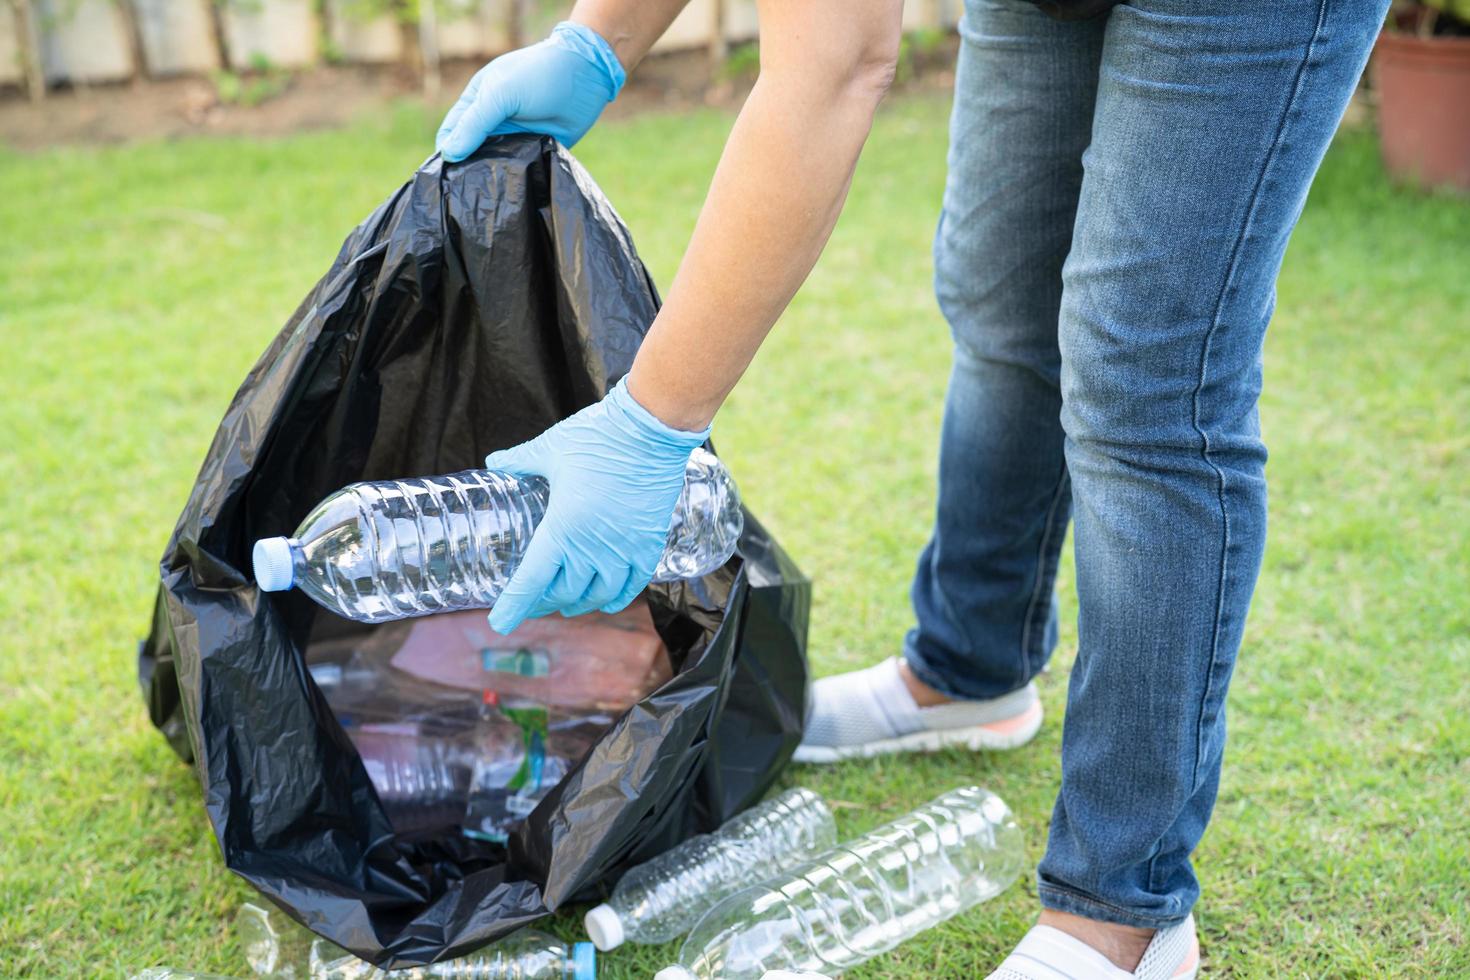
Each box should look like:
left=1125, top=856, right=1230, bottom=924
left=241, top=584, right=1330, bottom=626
left=583, top=788, right=837, bottom=950
left=254, top=448, right=742, bottom=623
left=309, top=929, right=595, bottom=980
left=237, top=903, right=593, bottom=980
left=462, top=698, right=609, bottom=843
left=239, top=902, right=313, bottom=978
left=654, top=786, right=1024, bottom=980
left=130, top=971, right=247, bottom=980
left=347, top=724, right=481, bottom=836
left=306, top=625, right=631, bottom=841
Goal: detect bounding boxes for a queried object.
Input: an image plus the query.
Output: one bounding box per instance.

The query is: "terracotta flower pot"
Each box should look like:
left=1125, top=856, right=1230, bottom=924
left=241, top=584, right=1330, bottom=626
left=1373, top=29, right=1470, bottom=191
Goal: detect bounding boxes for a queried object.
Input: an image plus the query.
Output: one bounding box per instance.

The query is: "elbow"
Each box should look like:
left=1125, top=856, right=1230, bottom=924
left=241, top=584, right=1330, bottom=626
left=760, top=7, right=902, bottom=112
left=846, top=30, right=902, bottom=106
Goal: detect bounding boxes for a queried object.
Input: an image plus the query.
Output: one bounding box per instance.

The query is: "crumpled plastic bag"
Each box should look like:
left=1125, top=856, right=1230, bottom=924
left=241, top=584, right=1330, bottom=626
left=137, top=135, right=810, bottom=968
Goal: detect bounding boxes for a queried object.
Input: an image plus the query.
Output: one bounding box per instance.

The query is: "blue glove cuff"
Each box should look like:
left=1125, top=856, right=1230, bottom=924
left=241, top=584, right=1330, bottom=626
left=607, top=377, right=712, bottom=450
left=550, top=21, right=628, bottom=101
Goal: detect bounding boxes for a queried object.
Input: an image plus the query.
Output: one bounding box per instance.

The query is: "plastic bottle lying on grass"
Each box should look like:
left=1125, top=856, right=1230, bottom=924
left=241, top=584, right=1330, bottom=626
left=654, top=786, right=1024, bottom=980
left=310, top=930, right=594, bottom=980
left=237, top=903, right=594, bottom=979
left=583, top=787, right=837, bottom=950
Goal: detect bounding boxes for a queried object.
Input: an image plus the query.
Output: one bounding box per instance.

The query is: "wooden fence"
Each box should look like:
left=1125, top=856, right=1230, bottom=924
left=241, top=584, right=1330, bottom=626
left=1, top=0, right=959, bottom=98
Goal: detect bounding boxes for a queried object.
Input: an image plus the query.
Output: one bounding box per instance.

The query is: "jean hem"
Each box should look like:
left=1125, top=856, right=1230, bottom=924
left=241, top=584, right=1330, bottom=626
left=902, top=642, right=1034, bottom=703
left=1037, top=881, right=1191, bottom=931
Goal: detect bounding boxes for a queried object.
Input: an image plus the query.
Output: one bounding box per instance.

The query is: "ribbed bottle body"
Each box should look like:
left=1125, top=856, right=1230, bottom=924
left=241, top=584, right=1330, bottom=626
left=266, top=449, right=742, bottom=624
left=662, top=787, right=1023, bottom=980
left=606, top=787, right=837, bottom=944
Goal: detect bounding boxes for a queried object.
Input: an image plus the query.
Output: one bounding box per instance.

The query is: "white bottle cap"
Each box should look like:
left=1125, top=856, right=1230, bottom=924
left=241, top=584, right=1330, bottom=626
left=253, top=537, right=296, bottom=592
left=653, top=968, right=694, bottom=980
left=583, top=903, right=625, bottom=951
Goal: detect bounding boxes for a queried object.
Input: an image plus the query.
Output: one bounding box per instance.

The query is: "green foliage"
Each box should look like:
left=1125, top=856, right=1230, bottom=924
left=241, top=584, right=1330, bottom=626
left=907, top=25, right=948, bottom=57
left=895, top=28, right=952, bottom=85
left=719, top=41, right=760, bottom=83
left=210, top=60, right=290, bottom=107
left=1422, top=0, right=1470, bottom=22
left=321, top=36, right=346, bottom=66
left=1, top=96, right=1468, bottom=977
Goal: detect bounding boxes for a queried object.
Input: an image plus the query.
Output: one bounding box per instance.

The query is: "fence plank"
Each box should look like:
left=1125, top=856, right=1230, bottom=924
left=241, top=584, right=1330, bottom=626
left=135, top=0, right=220, bottom=76
left=37, top=0, right=133, bottom=83
left=223, top=0, right=318, bottom=69
left=327, top=0, right=401, bottom=64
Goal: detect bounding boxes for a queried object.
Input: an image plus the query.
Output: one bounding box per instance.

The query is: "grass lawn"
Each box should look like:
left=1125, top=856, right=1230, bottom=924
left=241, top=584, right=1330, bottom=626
left=2, top=90, right=1468, bottom=978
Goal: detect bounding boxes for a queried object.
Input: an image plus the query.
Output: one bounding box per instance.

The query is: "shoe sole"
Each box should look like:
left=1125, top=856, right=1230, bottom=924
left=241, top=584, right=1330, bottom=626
left=792, top=699, right=1043, bottom=764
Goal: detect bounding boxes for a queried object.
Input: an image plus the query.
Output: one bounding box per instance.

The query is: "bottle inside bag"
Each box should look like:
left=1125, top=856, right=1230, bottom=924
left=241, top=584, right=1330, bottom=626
left=306, top=602, right=667, bottom=841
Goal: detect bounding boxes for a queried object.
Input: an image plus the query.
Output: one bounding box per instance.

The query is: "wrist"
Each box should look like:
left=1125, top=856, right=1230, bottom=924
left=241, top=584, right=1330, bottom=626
left=614, top=376, right=711, bottom=443
left=623, top=371, right=718, bottom=435
left=551, top=21, right=627, bottom=100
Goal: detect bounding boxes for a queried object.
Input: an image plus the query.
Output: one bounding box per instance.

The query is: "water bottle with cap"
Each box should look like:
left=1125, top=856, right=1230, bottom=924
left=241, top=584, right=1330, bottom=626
left=252, top=448, right=742, bottom=624
left=583, top=787, right=837, bottom=951
left=653, top=786, right=1024, bottom=980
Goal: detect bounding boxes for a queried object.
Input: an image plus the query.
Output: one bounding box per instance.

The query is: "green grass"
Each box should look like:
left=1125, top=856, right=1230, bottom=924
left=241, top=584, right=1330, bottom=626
left=2, top=92, right=1468, bottom=978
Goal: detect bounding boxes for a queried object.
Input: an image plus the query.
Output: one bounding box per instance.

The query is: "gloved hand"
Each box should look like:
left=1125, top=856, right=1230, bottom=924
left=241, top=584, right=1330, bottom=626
left=436, top=21, right=627, bottom=162
left=485, top=378, right=710, bottom=635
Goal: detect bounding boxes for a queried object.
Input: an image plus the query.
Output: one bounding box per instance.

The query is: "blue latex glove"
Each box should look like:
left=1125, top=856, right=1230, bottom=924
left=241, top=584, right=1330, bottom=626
left=436, top=21, right=627, bottom=162
left=485, top=378, right=710, bottom=634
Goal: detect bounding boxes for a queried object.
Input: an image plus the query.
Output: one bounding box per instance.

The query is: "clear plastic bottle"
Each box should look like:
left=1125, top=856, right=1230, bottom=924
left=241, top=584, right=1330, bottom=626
left=346, top=725, right=478, bottom=836
left=583, top=787, right=838, bottom=951
left=235, top=903, right=594, bottom=980
left=238, top=902, right=313, bottom=978
left=253, top=448, right=742, bottom=624
left=130, top=971, right=249, bottom=980
left=653, top=786, right=1024, bottom=980
left=309, top=929, right=595, bottom=980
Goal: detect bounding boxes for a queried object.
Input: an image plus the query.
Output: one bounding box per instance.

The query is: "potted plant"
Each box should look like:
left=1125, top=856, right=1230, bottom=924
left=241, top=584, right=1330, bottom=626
left=1374, top=0, right=1470, bottom=191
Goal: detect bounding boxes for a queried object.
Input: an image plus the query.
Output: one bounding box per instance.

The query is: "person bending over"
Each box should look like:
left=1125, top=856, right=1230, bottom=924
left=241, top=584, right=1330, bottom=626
left=437, top=0, right=1387, bottom=975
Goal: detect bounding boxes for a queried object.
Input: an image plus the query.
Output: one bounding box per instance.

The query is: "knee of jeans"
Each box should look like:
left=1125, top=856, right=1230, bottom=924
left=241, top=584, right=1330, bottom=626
left=1059, top=340, right=1267, bottom=477
left=935, top=243, right=1063, bottom=379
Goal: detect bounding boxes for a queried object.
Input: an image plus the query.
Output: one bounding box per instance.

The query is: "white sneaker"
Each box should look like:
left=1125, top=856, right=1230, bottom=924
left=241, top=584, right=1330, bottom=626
left=988, top=915, right=1201, bottom=980
left=793, top=657, right=1043, bottom=763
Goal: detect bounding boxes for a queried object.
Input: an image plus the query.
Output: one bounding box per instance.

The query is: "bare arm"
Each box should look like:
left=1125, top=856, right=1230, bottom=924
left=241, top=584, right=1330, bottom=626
left=571, top=0, right=692, bottom=72
left=626, top=0, right=904, bottom=429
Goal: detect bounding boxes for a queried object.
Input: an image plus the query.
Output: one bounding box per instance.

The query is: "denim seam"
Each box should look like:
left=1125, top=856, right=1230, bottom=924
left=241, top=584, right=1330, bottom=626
left=1182, top=0, right=1328, bottom=812
left=1019, top=463, right=1070, bottom=677
left=1038, top=879, right=1189, bottom=931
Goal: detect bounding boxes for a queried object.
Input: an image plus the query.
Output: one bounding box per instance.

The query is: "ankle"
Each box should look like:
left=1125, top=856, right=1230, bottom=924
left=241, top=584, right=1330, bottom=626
left=1037, top=909, right=1155, bottom=972
left=897, top=658, right=955, bottom=707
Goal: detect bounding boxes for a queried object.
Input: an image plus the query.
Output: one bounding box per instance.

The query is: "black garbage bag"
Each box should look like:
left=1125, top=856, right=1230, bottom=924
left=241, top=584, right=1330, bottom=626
left=137, top=135, right=810, bottom=968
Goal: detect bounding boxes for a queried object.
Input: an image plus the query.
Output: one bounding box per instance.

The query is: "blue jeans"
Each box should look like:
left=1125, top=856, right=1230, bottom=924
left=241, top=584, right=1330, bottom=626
left=904, top=0, right=1387, bottom=928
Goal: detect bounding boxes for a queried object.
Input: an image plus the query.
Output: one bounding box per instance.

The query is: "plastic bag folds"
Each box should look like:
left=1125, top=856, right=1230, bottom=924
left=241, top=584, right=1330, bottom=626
left=137, top=135, right=810, bottom=969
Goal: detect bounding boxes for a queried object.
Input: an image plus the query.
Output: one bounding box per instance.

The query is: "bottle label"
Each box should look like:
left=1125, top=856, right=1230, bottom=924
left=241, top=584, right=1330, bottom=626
left=481, top=646, right=551, bottom=679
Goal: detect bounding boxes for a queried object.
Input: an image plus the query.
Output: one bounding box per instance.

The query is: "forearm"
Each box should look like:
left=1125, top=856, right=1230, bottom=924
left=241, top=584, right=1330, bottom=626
left=627, top=0, right=901, bottom=430
left=571, top=0, right=690, bottom=72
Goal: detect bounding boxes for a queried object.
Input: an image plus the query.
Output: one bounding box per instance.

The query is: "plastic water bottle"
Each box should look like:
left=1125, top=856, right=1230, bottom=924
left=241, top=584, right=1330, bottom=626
left=583, top=788, right=838, bottom=951
left=236, top=902, right=594, bottom=980
left=252, top=448, right=742, bottom=624
left=238, top=902, right=313, bottom=979
left=346, top=725, right=479, bottom=836
left=309, top=929, right=595, bottom=980
left=653, top=786, right=1024, bottom=980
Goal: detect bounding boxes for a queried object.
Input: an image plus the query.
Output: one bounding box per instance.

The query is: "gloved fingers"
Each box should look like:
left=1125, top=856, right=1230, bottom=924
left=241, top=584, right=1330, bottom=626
left=559, top=566, right=626, bottom=618
left=488, top=529, right=561, bottom=634
left=440, top=81, right=517, bottom=163
left=434, top=72, right=481, bottom=156
left=599, top=562, right=652, bottom=614
left=522, top=557, right=596, bottom=620
left=484, top=434, right=549, bottom=478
